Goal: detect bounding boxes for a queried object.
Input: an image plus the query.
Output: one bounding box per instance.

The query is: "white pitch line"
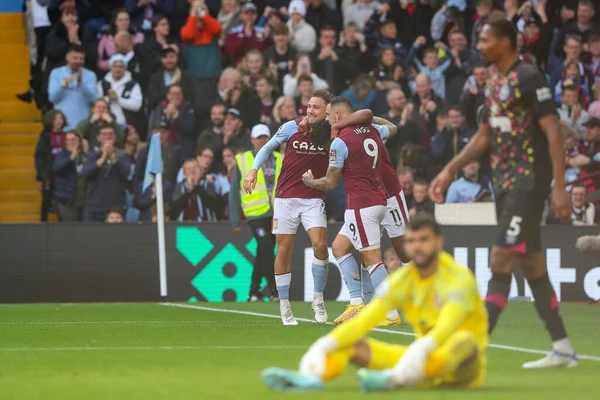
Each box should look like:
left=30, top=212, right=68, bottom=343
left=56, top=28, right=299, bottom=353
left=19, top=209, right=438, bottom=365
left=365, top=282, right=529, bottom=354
left=0, top=345, right=305, bottom=352
left=0, top=320, right=272, bottom=325
left=161, top=302, right=600, bottom=362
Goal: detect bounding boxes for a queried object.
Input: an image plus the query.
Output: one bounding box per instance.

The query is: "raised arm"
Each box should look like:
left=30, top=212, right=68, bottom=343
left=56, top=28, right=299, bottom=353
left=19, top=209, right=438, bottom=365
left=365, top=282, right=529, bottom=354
left=302, top=166, right=342, bottom=191
left=372, top=116, right=398, bottom=137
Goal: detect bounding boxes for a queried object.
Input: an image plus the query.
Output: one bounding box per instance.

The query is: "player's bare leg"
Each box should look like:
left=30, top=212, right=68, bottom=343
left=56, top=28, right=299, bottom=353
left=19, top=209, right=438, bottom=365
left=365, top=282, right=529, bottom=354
left=519, top=252, right=577, bottom=369
left=307, top=227, right=329, bottom=323
left=361, top=248, right=400, bottom=326
left=332, top=235, right=365, bottom=324
left=389, top=235, right=410, bottom=272
left=275, top=234, right=298, bottom=326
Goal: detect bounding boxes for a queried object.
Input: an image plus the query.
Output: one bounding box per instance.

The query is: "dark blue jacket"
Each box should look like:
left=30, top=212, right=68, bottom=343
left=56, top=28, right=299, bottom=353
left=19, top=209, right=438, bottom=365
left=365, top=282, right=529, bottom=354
left=125, top=0, right=174, bottom=30
left=82, top=149, right=131, bottom=213
left=53, top=149, right=84, bottom=205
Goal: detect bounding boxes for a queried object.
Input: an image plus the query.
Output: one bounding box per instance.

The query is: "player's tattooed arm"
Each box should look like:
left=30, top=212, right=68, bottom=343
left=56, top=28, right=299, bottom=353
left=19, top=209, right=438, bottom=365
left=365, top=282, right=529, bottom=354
left=332, top=109, right=373, bottom=131
left=302, top=167, right=342, bottom=191
left=372, top=116, right=398, bottom=137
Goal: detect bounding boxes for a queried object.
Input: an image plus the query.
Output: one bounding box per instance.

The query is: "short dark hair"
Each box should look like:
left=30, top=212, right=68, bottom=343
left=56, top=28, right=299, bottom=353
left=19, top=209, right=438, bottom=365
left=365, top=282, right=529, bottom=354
left=580, top=0, right=595, bottom=10
left=161, top=47, right=177, bottom=57
left=330, top=96, right=353, bottom=112
left=273, top=22, right=289, bottom=36
left=380, top=19, right=395, bottom=28
left=486, top=18, right=518, bottom=50
left=105, top=207, right=123, bottom=219
left=310, top=119, right=332, bottom=147
left=571, top=183, right=587, bottom=192
left=68, top=44, right=85, bottom=54
left=423, top=47, right=437, bottom=58
left=298, top=74, right=314, bottom=85
left=448, top=105, right=462, bottom=114
left=414, top=179, right=429, bottom=187
left=320, top=24, right=337, bottom=34
left=256, top=74, right=276, bottom=87
left=152, top=14, right=167, bottom=29
left=407, top=213, right=441, bottom=236
left=311, top=89, right=334, bottom=104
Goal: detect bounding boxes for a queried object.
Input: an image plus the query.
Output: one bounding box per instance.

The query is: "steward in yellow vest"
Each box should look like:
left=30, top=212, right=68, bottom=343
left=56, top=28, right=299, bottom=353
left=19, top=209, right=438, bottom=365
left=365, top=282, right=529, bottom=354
left=229, top=124, right=282, bottom=301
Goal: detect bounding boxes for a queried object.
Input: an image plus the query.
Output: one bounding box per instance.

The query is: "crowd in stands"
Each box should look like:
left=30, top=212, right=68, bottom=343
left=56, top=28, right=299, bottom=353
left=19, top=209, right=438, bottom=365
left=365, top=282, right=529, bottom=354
left=24, top=0, right=600, bottom=226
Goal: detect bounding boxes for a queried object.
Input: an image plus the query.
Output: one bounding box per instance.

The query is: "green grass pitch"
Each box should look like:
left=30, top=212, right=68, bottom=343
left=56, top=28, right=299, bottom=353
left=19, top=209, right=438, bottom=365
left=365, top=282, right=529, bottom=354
left=0, top=302, right=599, bottom=399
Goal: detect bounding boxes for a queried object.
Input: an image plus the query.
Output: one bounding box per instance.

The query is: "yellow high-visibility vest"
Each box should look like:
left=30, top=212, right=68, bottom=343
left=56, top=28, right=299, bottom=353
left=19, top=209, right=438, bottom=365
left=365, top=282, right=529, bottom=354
left=236, top=150, right=282, bottom=217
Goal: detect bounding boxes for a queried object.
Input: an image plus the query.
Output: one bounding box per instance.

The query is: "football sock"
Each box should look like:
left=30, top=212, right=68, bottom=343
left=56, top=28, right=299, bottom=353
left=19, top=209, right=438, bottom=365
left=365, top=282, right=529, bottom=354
left=312, top=256, right=329, bottom=294
left=485, top=272, right=511, bottom=335
left=323, top=347, right=354, bottom=381
left=275, top=273, right=291, bottom=301
left=336, top=254, right=362, bottom=303
left=527, top=275, right=571, bottom=347
left=365, top=338, right=405, bottom=370
left=366, top=263, right=399, bottom=320
left=360, top=266, right=375, bottom=304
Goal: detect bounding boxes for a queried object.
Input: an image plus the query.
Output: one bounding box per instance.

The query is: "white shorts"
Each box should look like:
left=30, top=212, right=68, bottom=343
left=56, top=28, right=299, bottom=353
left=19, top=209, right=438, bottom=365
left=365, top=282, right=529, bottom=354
left=272, top=198, right=327, bottom=235
left=381, top=191, right=410, bottom=238
left=339, top=205, right=386, bottom=251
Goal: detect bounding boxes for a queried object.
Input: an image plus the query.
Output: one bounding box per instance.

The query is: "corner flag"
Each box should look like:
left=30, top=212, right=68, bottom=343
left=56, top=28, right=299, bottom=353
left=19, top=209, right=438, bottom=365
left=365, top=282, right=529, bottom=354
left=143, top=133, right=162, bottom=191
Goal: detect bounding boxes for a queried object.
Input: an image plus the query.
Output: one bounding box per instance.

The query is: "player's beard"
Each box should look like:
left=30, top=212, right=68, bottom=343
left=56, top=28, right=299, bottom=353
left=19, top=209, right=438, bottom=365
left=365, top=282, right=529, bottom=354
left=413, top=252, right=437, bottom=269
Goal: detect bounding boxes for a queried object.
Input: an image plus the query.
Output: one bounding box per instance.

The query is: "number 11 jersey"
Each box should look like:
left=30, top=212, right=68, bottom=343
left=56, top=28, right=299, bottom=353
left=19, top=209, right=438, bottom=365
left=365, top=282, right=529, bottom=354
left=329, top=125, right=388, bottom=210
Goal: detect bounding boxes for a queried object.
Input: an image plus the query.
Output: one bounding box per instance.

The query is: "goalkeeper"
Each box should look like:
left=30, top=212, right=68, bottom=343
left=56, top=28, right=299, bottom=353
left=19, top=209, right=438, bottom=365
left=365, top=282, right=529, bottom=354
left=262, top=213, right=489, bottom=392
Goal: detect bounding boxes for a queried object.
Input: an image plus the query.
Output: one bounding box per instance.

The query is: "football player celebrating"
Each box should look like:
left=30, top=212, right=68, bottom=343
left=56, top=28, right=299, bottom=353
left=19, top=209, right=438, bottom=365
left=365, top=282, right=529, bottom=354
left=243, top=90, right=333, bottom=326
left=429, top=18, right=577, bottom=368
left=302, top=97, right=401, bottom=326
left=261, top=213, right=488, bottom=392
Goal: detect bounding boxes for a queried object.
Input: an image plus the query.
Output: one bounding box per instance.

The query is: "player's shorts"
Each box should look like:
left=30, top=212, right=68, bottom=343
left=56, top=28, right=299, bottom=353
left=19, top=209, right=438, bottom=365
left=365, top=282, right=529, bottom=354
left=339, top=205, right=386, bottom=251
left=381, top=191, right=410, bottom=238
left=495, top=187, right=549, bottom=254
left=272, top=198, right=327, bottom=235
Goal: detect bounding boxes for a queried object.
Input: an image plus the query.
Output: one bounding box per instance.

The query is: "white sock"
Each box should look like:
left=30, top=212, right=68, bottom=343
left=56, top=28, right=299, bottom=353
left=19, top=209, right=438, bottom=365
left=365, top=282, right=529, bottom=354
left=350, top=297, right=364, bottom=306
left=386, top=309, right=399, bottom=320
left=280, top=299, right=291, bottom=309
left=553, top=338, right=575, bottom=355
left=313, top=292, right=324, bottom=302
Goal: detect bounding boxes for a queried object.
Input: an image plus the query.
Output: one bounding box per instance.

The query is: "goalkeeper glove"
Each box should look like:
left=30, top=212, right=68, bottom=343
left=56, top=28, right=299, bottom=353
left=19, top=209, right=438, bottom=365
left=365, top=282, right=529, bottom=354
left=390, top=336, right=437, bottom=387
left=299, top=335, right=337, bottom=378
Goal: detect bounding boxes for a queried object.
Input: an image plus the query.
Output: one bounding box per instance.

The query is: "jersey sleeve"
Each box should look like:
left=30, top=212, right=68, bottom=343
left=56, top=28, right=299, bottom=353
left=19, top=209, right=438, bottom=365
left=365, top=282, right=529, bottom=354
left=371, top=123, right=390, bottom=140
left=328, top=137, right=348, bottom=169
left=521, top=67, right=557, bottom=119
left=273, top=120, right=298, bottom=145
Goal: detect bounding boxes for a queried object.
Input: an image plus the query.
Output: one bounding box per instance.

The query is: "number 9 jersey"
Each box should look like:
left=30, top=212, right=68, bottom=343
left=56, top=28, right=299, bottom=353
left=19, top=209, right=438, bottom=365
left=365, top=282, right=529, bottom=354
left=330, top=124, right=388, bottom=251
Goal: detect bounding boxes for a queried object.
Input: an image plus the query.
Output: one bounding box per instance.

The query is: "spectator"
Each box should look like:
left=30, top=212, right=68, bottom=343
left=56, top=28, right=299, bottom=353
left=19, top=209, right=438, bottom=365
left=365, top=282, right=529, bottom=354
left=283, top=54, right=328, bottom=97
left=445, top=161, right=492, bottom=203
left=97, top=55, right=144, bottom=129
left=269, top=96, right=298, bottom=133
left=382, top=246, right=401, bottom=272
left=343, top=0, right=380, bottom=31
left=229, top=124, right=280, bottom=300
left=576, top=117, right=600, bottom=189
left=407, top=36, right=454, bottom=99
left=294, top=75, right=314, bottom=117
left=589, top=34, right=600, bottom=87
left=445, top=30, right=476, bottom=105
left=16, top=0, right=51, bottom=107
left=148, top=84, right=197, bottom=159
left=76, top=99, right=125, bottom=147
left=313, top=25, right=353, bottom=94
left=460, top=63, right=488, bottom=129
left=408, top=73, right=447, bottom=139
left=558, top=85, right=590, bottom=137
left=263, top=23, right=297, bottom=90
left=172, top=156, right=224, bottom=221
left=125, top=0, right=174, bottom=32
left=197, top=103, right=227, bottom=152
left=45, top=6, right=81, bottom=79
left=521, top=16, right=552, bottom=73
left=217, top=0, right=241, bottom=47
left=386, top=0, right=433, bottom=47
left=222, top=108, right=252, bottom=152
left=570, top=183, right=596, bottom=225
left=336, top=22, right=370, bottom=86
left=48, top=44, right=97, bottom=131
left=287, top=0, right=317, bottom=53
left=53, top=131, right=89, bottom=221
left=397, top=166, right=414, bottom=206
left=82, top=125, right=131, bottom=222
left=550, top=35, right=594, bottom=105
left=431, top=106, right=474, bottom=167
left=105, top=208, right=125, bottom=223
left=210, top=67, right=261, bottom=128
left=555, top=0, right=600, bottom=63
left=140, top=15, right=181, bottom=86
left=180, top=0, right=223, bottom=80
left=409, top=179, right=434, bottom=217
left=147, top=47, right=197, bottom=112
left=564, top=127, right=587, bottom=185
left=238, top=49, right=275, bottom=89
left=471, top=0, right=492, bottom=50
left=364, top=5, right=408, bottom=68
left=256, top=75, right=278, bottom=126
left=340, top=74, right=376, bottom=109
left=225, top=2, right=272, bottom=66
left=134, top=120, right=182, bottom=221
left=257, top=5, right=285, bottom=33
left=588, top=84, right=600, bottom=118
left=35, top=110, right=67, bottom=222
left=370, top=48, right=409, bottom=95
left=555, top=60, right=590, bottom=106
left=97, top=9, right=145, bottom=72
left=305, top=0, right=343, bottom=34
left=113, top=31, right=147, bottom=92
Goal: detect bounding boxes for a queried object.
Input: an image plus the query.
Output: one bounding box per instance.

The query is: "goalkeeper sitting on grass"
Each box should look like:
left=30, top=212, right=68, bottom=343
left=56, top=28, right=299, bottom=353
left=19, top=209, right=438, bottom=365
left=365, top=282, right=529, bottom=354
left=262, top=213, right=489, bottom=391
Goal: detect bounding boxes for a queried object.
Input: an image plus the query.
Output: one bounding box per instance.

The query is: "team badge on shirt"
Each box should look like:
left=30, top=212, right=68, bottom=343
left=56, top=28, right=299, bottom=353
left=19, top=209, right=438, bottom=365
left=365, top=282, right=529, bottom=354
left=329, top=149, right=336, bottom=163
